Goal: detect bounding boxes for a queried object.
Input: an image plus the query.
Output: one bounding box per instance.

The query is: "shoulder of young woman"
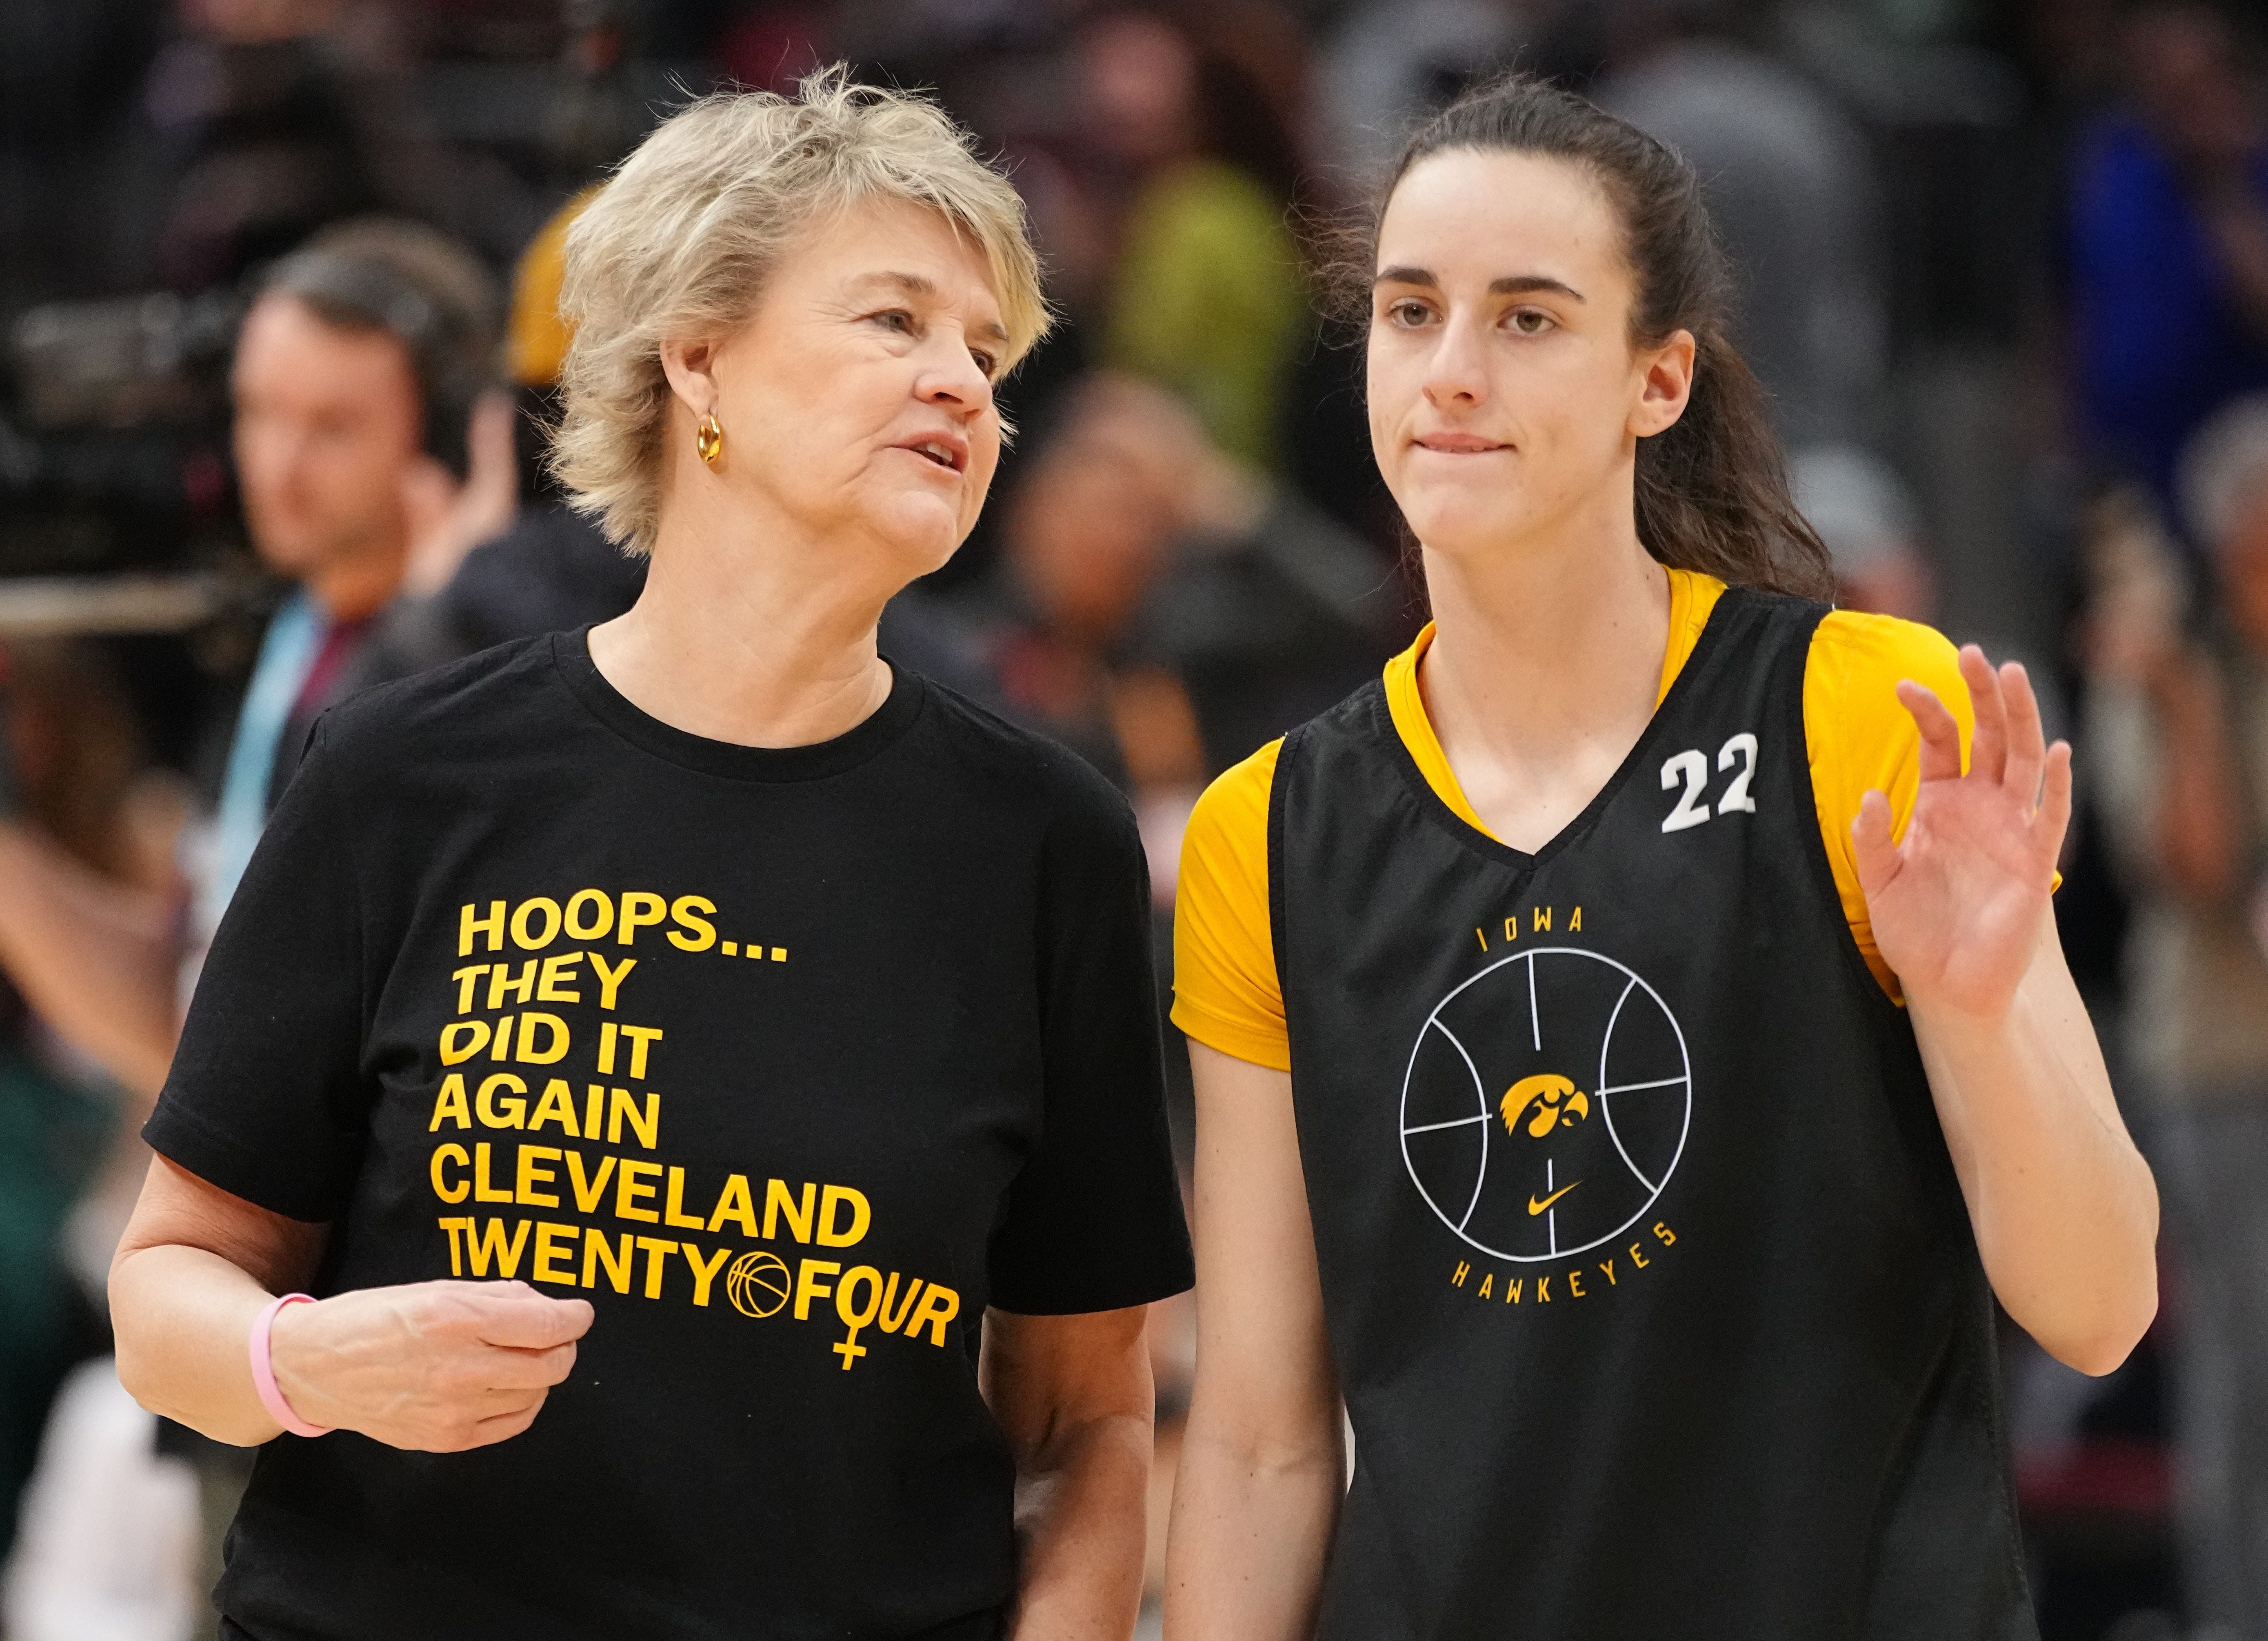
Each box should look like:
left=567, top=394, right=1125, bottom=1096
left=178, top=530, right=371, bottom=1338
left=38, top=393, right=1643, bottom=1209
left=1800, top=607, right=1975, bottom=1001
left=1798, top=608, right=1973, bottom=805
left=1172, top=737, right=1290, bottom=1072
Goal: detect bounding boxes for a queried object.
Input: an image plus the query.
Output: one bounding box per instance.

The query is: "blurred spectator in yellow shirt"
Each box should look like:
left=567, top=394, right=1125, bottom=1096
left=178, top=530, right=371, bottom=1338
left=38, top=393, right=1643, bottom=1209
left=1080, top=9, right=1309, bottom=472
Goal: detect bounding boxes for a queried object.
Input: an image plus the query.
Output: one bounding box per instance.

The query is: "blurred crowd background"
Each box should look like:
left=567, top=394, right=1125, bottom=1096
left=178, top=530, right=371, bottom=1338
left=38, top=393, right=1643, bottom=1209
left=0, top=0, right=2264, bottom=1637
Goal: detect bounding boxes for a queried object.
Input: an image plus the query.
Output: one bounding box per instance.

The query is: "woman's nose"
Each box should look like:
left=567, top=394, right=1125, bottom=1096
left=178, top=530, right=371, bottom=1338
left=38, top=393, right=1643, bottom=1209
left=920, top=336, right=994, bottom=412
left=1422, top=316, right=1488, bottom=407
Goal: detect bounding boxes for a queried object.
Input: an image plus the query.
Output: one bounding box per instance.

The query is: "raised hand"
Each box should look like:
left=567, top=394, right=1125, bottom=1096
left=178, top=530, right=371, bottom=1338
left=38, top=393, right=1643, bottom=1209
left=268, top=1278, right=593, bottom=1452
left=1851, top=646, right=2073, bottom=1021
left=399, top=388, right=520, bottom=599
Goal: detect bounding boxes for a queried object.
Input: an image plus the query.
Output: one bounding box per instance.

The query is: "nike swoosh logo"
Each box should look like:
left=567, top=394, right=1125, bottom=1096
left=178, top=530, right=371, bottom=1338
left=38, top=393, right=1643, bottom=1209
left=1528, top=1182, right=1579, bottom=1216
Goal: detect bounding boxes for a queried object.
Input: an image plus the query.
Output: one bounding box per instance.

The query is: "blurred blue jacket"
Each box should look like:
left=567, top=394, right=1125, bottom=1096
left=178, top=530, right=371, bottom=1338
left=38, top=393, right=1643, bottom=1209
left=2069, top=113, right=2268, bottom=528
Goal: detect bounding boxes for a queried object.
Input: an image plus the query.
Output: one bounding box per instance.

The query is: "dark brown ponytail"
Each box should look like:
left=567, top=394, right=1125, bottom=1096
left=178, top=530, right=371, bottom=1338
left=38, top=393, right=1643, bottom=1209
left=1339, top=73, right=1834, bottom=600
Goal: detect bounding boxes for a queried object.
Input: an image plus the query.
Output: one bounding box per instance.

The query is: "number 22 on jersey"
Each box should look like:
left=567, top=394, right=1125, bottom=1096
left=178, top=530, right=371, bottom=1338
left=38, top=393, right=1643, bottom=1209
left=1660, top=732, right=1758, bottom=833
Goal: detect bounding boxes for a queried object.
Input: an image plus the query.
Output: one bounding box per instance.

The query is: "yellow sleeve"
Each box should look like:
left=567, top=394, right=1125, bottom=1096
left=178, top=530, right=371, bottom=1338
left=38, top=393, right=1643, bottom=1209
left=1804, top=611, right=1975, bottom=1002
left=1171, top=738, right=1291, bottom=1070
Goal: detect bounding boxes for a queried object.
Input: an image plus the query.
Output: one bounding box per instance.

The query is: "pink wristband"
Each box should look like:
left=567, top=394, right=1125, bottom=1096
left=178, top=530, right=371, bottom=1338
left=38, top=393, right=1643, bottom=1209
left=249, top=1293, right=332, bottom=1438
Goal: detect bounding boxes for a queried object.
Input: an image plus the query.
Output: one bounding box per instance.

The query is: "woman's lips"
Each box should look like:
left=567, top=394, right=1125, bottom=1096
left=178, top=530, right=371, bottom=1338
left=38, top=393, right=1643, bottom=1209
left=1413, top=433, right=1511, bottom=454
left=893, top=434, right=968, bottom=472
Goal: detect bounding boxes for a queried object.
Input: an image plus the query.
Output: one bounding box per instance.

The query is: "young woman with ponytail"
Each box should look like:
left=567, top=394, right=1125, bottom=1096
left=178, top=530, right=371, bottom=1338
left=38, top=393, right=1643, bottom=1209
left=1162, top=75, right=2155, bottom=1639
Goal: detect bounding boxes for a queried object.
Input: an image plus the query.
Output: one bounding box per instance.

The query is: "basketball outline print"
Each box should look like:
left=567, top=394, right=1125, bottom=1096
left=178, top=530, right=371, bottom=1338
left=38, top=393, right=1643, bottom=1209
left=1399, top=946, right=1692, bottom=1263
left=725, top=1248, right=792, bottom=1318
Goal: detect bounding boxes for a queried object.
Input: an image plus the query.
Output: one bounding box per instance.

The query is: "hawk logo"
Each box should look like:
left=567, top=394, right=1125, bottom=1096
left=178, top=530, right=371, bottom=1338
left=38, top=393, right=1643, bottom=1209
left=1400, top=947, right=1691, bottom=1263
left=1502, top=1073, right=1590, bottom=1137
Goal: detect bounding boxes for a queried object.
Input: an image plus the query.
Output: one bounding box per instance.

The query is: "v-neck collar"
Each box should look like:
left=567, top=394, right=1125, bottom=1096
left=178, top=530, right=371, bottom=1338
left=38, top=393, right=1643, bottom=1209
left=1376, top=574, right=1735, bottom=872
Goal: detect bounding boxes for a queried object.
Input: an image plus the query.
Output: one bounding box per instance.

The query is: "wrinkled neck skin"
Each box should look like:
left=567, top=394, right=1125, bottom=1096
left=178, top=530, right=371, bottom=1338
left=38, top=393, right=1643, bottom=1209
left=586, top=443, right=908, bottom=751
left=1414, top=460, right=1671, bottom=846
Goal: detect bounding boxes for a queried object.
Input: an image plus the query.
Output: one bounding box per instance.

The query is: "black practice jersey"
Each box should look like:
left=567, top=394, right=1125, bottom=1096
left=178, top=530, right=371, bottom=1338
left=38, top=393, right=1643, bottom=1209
left=1270, top=587, right=2035, bottom=1639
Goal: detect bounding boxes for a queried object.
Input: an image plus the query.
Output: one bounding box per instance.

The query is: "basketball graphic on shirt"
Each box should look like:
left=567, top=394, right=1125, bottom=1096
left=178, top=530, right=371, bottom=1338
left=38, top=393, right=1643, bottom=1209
left=725, top=1250, right=793, bottom=1318
left=1399, top=946, right=1690, bottom=1263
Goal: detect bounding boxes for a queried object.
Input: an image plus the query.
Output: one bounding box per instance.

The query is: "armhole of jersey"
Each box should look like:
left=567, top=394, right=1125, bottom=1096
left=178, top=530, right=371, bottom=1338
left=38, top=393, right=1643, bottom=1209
left=1792, top=617, right=1911, bottom=1017
left=1264, top=723, right=1307, bottom=1064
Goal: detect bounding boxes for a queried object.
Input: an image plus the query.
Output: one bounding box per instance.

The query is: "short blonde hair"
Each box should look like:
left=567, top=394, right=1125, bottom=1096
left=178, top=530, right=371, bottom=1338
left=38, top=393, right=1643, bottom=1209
left=551, top=69, right=1050, bottom=554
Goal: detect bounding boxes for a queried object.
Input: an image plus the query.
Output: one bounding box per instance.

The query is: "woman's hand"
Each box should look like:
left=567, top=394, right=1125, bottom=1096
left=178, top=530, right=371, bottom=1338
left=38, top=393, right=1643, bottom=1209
left=1852, top=645, right=2071, bottom=1020
left=398, top=388, right=520, bottom=599
left=270, top=1279, right=593, bottom=1452
left=111, top=1156, right=595, bottom=1448
left=1848, top=647, right=2156, bottom=1375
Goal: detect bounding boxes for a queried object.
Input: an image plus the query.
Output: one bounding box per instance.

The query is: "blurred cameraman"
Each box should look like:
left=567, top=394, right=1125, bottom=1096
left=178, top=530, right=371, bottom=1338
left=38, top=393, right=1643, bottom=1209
left=0, top=217, right=509, bottom=1107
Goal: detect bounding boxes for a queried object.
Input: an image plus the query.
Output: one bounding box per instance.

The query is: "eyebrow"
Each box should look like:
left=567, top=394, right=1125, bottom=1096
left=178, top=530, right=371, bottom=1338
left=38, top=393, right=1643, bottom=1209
left=1373, top=267, right=1587, bottom=302
left=851, top=270, right=1011, bottom=344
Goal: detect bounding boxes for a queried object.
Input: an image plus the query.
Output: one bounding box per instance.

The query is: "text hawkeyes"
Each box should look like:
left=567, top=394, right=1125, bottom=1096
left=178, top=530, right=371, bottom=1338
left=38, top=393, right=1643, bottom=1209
left=1450, top=1220, right=1679, bottom=1306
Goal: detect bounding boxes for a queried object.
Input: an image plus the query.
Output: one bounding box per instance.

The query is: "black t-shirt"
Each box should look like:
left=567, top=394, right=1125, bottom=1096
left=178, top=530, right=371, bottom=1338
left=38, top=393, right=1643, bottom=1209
left=147, top=630, right=1194, bottom=1641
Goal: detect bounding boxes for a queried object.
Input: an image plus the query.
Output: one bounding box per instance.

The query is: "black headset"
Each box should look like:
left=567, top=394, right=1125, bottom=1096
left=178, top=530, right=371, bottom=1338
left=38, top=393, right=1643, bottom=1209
left=260, top=243, right=496, bottom=479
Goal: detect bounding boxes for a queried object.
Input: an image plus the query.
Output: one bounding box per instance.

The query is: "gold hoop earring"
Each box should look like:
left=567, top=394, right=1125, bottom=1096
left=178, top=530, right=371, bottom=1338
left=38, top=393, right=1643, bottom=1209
left=695, top=412, right=724, bottom=467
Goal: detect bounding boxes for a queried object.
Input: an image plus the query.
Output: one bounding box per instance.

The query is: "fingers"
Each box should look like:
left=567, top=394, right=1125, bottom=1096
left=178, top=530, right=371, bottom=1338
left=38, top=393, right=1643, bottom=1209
left=462, top=1283, right=595, bottom=1350
left=408, top=1389, right=551, bottom=1454
left=399, top=389, right=518, bottom=600
left=398, top=454, right=469, bottom=598
left=466, top=388, right=517, bottom=477
left=397, top=454, right=456, bottom=550
left=464, top=1394, right=549, bottom=1449
left=2033, top=740, right=2075, bottom=864
left=284, top=1282, right=592, bottom=1453
left=1896, top=680, right=1964, bottom=785
left=469, top=1337, right=581, bottom=1392
left=461, top=389, right=521, bottom=538
left=1850, top=789, right=1901, bottom=899
left=1959, top=645, right=2006, bottom=783
left=1997, top=658, right=2048, bottom=806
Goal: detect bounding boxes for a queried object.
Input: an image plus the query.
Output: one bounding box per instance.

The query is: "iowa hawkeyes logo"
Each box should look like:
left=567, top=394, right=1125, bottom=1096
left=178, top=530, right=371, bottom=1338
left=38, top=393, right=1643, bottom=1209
left=1400, top=947, right=1690, bottom=1263
left=1502, top=1073, right=1590, bottom=1137
left=1500, top=1073, right=1593, bottom=1214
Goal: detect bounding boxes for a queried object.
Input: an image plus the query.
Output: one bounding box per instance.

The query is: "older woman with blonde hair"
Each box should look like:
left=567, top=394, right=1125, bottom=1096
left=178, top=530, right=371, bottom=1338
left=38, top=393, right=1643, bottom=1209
left=108, top=72, right=1191, bottom=1641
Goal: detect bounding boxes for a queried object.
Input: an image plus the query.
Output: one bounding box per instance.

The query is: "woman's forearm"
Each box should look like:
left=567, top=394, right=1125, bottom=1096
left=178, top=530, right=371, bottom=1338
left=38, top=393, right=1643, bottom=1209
left=984, top=1304, right=1158, bottom=1640
left=1163, top=1414, right=1343, bottom=1641
left=1006, top=1407, right=1155, bottom=1640
left=1168, top=1045, right=1343, bottom=1639
left=111, top=1160, right=328, bottom=1445
left=113, top=1155, right=592, bottom=1455
left=113, top=1241, right=298, bottom=1445
left=1909, top=928, right=2158, bottom=1375
left=0, top=823, right=182, bottom=1099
